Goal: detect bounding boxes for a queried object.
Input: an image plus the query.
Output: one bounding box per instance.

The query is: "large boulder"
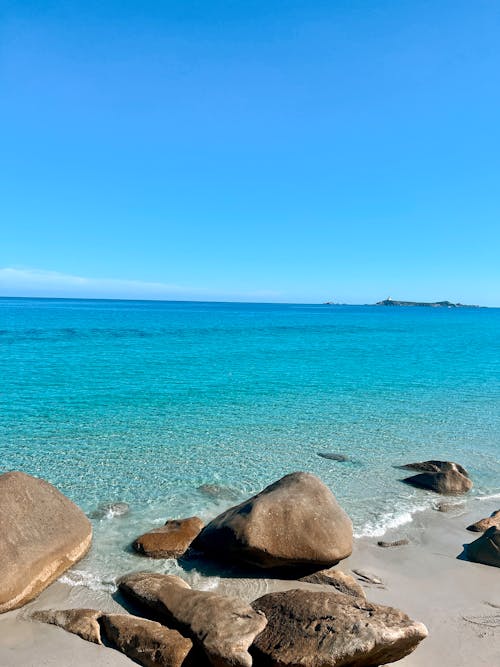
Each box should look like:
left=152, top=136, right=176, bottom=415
left=31, top=608, right=103, bottom=644
left=466, top=527, right=500, bottom=568
left=0, top=471, right=92, bottom=613
left=102, top=614, right=195, bottom=667
left=119, top=571, right=267, bottom=667
left=251, top=589, right=428, bottom=667
left=133, top=517, right=204, bottom=559
left=299, top=569, right=365, bottom=599
left=402, top=461, right=472, bottom=495
left=193, top=472, right=353, bottom=569
left=467, top=509, right=500, bottom=532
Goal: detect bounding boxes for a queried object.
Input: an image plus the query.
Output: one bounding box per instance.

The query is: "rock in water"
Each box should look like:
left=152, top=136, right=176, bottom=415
left=101, top=614, right=194, bottom=667
left=119, top=571, right=267, bottom=667
left=133, top=517, right=204, bottom=558
left=467, top=510, right=500, bottom=532
left=317, top=452, right=350, bottom=462
left=251, top=589, right=428, bottom=667
left=193, top=472, right=353, bottom=569
left=197, top=484, right=240, bottom=501
left=377, top=539, right=410, bottom=548
left=299, top=569, right=365, bottom=598
left=89, top=501, right=130, bottom=519
left=31, top=609, right=103, bottom=644
left=466, top=527, right=500, bottom=568
left=0, top=471, right=92, bottom=613
left=402, top=461, right=472, bottom=495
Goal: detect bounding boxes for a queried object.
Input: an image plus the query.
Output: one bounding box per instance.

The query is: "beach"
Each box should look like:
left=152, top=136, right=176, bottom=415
left=1, top=496, right=498, bottom=667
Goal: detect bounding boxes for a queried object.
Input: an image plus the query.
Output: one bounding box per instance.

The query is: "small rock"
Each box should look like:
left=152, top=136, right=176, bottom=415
left=466, top=527, right=500, bottom=568
left=31, top=609, right=103, bottom=644
left=193, top=472, right=353, bottom=569
left=377, top=538, right=410, bottom=548
left=89, top=502, right=130, bottom=519
left=433, top=501, right=465, bottom=513
left=251, top=588, right=428, bottom=667
left=467, top=510, right=500, bottom=532
left=402, top=461, right=472, bottom=495
left=352, top=568, right=384, bottom=585
left=317, top=452, right=349, bottom=462
left=402, top=460, right=469, bottom=477
left=102, top=613, right=194, bottom=667
left=299, top=569, right=365, bottom=598
left=133, top=517, right=204, bottom=559
left=197, top=484, right=240, bottom=501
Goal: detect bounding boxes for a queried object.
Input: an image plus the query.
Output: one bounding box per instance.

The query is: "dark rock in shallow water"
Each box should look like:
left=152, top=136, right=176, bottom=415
left=133, top=517, right=204, bottom=559
left=193, top=472, right=353, bottom=569
left=196, top=483, right=240, bottom=501
left=317, top=452, right=350, bottom=462
left=89, top=501, right=130, bottom=519
left=466, top=527, right=500, bottom=568
left=250, top=589, right=428, bottom=667
left=299, top=569, right=365, bottom=598
left=467, top=510, right=500, bottom=532
left=119, top=571, right=267, bottom=667
left=402, top=461, right=472, bottom=495
left=433, top=501, right=465, bottom=513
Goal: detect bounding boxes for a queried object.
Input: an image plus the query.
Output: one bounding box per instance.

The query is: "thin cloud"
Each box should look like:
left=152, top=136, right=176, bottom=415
left=0, top=267, right=283, bottom=302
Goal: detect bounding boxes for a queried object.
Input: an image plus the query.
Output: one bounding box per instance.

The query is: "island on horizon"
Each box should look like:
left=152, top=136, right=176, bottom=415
left=375, top=297, right=480, bottom=308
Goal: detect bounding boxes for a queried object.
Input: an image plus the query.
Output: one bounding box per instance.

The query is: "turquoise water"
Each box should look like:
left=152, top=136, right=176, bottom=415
left=1, top=298, right=499, bottom=589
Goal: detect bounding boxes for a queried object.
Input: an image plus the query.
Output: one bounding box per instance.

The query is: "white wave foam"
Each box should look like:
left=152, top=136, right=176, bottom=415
left=59, top=569, right=116, bottom=593
left=354, top=502, right=429, bottom=538
left=475, top=492, right=500, bottom=502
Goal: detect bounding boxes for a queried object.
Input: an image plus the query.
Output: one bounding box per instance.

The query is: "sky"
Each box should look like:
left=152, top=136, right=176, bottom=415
left=1, top=1, right=499, bottom=305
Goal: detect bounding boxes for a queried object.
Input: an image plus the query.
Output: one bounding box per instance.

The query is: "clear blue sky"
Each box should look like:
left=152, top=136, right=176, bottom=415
left=1, top=1, right=499, bottom=304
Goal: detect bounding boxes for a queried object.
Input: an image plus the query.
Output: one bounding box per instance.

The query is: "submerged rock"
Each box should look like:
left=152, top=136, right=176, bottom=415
left=197, top=484, right=240, bottom=501
left=317, top=452, right=350, bottom=462
left=89, top=501, right=130, bottom=519
left=0, top=471, right=92, bottom=613
left=193, top=472, right=353, bottom=569
left=433, top=501, right=465, bottom=513
left=119, top=571, right=267, bottom=667
left=102, top=614, right=194, bottom=667
left=299, top=569, right=365, bottom=598
left=467, top=510, right=500, bottom=532
left=31, top=608, right=103, bottom=644
left=133, top=517, right=204, bottom=559
left=466, top=527, right=500, bottom=568
left=402, top=461, right=472, bottom=495
left=251, top=588, right=428, bottom=667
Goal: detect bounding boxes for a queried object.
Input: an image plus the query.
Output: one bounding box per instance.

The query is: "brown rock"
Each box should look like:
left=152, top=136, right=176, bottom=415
left=403, top=463, right=472, bottom=495
left=193, top=472, right=353, bottom=569
left=102, top=614, right=194, bottom=667
left=31, top=608, right=103, bottom=644
left=119, top=571, right=267, bottom=667
left=251, top=589, right=428, bottom=667
left=133, top=517, right=204, bottom=558
left=467, top=510, right=500, bottom=532
left=299, top=569, right=365, bottom=598
left=402, top=460, right=469, bottom=477
left=377, top=538, right=410, bottom=548
left=466, top=527, right=500, bottom=568
left=0, top=471, right=92, bottom=613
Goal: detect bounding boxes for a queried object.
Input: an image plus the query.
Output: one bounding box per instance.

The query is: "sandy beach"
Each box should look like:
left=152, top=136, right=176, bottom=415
left=1, top=496, right=498, bottom=667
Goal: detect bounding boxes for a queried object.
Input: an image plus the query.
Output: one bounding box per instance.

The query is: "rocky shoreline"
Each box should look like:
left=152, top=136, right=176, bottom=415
left=1, top=465, right=499, bottom=666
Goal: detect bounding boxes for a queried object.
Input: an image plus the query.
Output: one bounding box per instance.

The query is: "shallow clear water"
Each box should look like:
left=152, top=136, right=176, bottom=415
left=1, top=298, right=499, bottom=589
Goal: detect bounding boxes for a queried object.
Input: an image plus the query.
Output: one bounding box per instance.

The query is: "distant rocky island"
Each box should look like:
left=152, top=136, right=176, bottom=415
left=376, top=297, right=480, bottom=308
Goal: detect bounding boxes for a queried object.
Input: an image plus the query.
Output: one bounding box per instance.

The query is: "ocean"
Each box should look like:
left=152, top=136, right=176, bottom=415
left=1, top=297, right=499, bottom=591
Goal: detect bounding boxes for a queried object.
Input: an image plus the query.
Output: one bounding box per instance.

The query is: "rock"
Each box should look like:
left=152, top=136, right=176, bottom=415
left=197, top=484, right=240, bottom=501
left=299, top=569, right=365, bottom=598
left=377, top=538, right=410, bottom=548
left=402, top=462, right=472, bottom=495
left=317, top=452, right=350, bottom=462
left=101, top=614, right=194, bottom=667
left=31, top=609, right=103, bottom=644
left=119, top=571, right=267, bottom=667
left=466, top=527, right=500, bottom=568
left=433, top=501, right=465, bottom=513
left=0, top=471, right=92, bottom=613
left=193, top=472, right=353, bottom=569
left=352, top=569, right=384, bottom=585
left=119, top=573, right=190, bottom=616
left=402, top=460, right=469, bottom=477
left=251, top=589, right=428, bottom=667
left=467, top=510, right=500, bottom=532
left=89, top=501, right=130, bottom=519
left=133, top=517, right=204, bottom=559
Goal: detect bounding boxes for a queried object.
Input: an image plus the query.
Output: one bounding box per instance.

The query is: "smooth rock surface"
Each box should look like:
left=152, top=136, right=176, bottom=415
left=193, top=472, right=353, bottom=569
left=467, top=510, right=500, bottom=532
left=31, top=609, right=103, bottom=644
left=402, top=460, right=469, bottom=477
left=119, top=572, right=267, bottom=667
left=102, top=614, right=194, bottom=667
left=403, top=463, right=472, bottom=495
left=466, top=527, right=500, bottom=568
left=0, top=471, right=92, bottom=613
left=133, top=517, right=204, bottom=559
left=251, top=588, right=428, bottom=667
left=299, top=569, right=365, bottom=598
